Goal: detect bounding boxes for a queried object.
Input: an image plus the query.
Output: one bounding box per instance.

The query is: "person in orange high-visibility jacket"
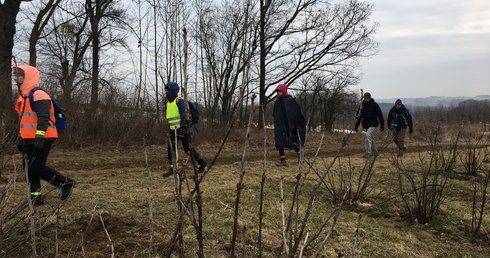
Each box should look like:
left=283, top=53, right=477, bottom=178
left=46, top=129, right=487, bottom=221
left=13, top=65, right=75, bottom=206
left=162, top=82, right=207, bottom=178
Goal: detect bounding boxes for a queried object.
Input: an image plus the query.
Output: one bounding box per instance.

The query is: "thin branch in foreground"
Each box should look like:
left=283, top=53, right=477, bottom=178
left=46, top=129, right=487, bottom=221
left=230, top=94, right=256, bottom=257
left=280, top=176, right=290, bottom=256
left=352, top=213, right=362, bottom=257
left=143, top=136, right=154, bottom=256
left=258, top=104, right=268, bottom=256
left=24, top=154, right=37, bottom=257
left=97, top=207, right=115, bottom=258
left=298, top=230, right=310, bottom=258
left=314, top=191, right=349, bottom=258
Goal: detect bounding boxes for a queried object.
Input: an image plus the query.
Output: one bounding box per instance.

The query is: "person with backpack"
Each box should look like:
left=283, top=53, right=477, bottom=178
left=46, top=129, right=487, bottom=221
left=387, top=99, right=413, bottom=157
left=162, top=82, right=207, bottom=177
left=273, top=83, right=306, bottom=166
left=355, top=92, right=385, bottom=158
left=13, top=65, right=75, bottom=206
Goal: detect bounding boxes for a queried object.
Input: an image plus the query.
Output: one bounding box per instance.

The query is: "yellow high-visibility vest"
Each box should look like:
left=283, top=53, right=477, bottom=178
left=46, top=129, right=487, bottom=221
left=166, top=97, right=181, bottom=130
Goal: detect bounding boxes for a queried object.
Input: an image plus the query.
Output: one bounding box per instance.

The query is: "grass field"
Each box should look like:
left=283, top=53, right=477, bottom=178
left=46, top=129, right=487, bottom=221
left=1, top=126, right=490, bottom=257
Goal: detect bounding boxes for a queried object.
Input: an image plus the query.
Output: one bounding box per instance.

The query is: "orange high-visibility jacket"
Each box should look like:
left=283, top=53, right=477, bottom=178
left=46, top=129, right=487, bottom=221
left=14, top=65, right=58, bottom=139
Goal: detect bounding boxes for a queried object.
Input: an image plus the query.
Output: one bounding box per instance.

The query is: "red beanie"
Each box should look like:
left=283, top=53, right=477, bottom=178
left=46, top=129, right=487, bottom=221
left=275, top=83, right=288, bottom=96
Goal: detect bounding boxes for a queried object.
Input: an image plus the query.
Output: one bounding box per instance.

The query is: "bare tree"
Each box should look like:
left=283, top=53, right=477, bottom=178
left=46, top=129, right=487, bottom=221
left=195, top=0, right=258, bottom=123
left=0, top=0, right=23, bottom=113
left=32, top=0, right=127, bottom=107
left=21, top=0, right=63, bottom=67
left=86, top=0, right=127, bottom=111
left=297, top=71, right=359, bottom=131
left=35, top=2, right=90, bottom=104
left=257, top=0, right=378, bottom=126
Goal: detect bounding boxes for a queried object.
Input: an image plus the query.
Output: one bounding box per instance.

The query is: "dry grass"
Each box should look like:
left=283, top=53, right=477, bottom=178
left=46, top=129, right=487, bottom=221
left=1, top=126, right=490, bottom=257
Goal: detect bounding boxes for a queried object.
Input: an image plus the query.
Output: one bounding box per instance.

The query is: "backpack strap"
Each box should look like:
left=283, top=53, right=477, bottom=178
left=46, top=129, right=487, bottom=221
left=28, top=87, right=42, bottom=111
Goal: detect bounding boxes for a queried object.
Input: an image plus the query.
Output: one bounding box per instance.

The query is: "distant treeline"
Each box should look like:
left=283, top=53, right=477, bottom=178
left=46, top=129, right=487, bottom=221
left=381, top=99, right=490, bottom=125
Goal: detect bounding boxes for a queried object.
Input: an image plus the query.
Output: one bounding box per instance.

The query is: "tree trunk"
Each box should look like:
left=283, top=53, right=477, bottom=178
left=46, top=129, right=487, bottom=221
left=88, top=0, right=101, bottom=113
left=0, top=0, right=21, bottom=113
left=258, top=0, right=266, bottom=128
left=28, top=0, right=62, bottom=67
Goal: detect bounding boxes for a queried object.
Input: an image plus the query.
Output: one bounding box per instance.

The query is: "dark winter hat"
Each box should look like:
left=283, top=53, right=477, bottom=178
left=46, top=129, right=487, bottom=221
left=363, top=92, right=371, bottom=98
left=12, top=67, right=25, bottom=77
left=395, top=99, right=402, bottom=105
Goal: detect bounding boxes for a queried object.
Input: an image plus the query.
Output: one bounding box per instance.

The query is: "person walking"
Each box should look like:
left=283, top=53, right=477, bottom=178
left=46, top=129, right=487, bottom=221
left=162, top=82, right=206, bottom=177
left=387, top=99, right=413, bottom=157
left=273, top=83, right=306, bottom=166
left=355, top=92, right=385, bottom=158
left=13, top=65, right=75, bottom=206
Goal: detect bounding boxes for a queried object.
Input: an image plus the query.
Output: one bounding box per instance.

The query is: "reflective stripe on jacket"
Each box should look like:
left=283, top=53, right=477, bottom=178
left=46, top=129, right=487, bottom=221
left=15, top=96, right=58, bottom=139
left=166, top=98, right=181, bottom=130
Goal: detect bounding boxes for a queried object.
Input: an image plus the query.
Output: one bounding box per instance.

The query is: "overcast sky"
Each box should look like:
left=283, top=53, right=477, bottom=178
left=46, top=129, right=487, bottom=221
left=358, top=0, right=490, bottom=99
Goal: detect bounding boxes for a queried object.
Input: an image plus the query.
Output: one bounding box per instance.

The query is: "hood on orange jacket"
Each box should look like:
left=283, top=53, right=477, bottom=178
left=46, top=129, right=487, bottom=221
left=13, top=65, right=50, bottom=104
left=13, top=65, right=41, bottom=97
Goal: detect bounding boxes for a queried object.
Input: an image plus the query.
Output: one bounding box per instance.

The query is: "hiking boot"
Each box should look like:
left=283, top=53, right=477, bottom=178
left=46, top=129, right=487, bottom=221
left=60, top=181, right=76, bottom=201
left=31, top=194, right=44, bottom=206
left=362, top=154, right=371, bottom=159
left=398, top=149, right=404, bottom=157
left=162, top=167, right=174, bottom=178
left=276, top=160, right=288, bottom=167
left=198, top=160, right=207, bottom=173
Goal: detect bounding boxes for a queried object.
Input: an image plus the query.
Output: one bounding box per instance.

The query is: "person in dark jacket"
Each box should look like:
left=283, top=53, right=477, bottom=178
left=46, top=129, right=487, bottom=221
left=387, top=99, right=413, bottom=157
left=355, top=92, right=385, bottom=158
left=13, top=65, right=75, bottom=206
left=163, top=82, right=206, bottom=177
left=273, top=83, right=306, bottom=166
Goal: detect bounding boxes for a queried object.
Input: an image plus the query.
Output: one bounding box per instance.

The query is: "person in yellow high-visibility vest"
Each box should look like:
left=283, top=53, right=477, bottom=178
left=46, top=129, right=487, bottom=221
left=163, top=82, right=206, bottom=177
left=13, top=65, right=76, bottom=206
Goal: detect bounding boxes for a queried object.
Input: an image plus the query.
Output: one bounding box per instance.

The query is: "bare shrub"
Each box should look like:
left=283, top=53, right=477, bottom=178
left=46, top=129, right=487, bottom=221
left=0, top=157, right=56, bottom=257
left=62, top=104, right=164, bottom=148
left=324, top=157, right=382, bottom=204
left=324, top=135, right=390, bottom=204
left=276, top=131, right=376, bottom=256
left=470, top=164, right=490, bottom=236
left=467, top=131, right=490, bottom=235
left=394, top=126, right=451, bottom=224
left=459, top=130, right=489, bottom=176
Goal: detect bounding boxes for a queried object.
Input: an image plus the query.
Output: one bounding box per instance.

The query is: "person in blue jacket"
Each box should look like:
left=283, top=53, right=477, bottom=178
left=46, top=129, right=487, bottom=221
left=387, top=99, right=413, bottom=157
left=163, top=82, right=206, bottom=177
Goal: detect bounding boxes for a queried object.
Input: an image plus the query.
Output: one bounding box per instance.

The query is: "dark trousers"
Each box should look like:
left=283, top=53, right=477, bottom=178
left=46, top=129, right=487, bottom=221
left=22, top=140, right=72, bottom=193
left=392, top=128, right=406, bottom=151
left=167, top=131, right=202, bottom=165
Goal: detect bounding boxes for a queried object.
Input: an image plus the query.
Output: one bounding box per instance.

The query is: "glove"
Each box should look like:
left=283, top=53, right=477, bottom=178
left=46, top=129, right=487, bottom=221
left=354, top=127, right=358, bottom=132
left=34, top=133, right=45, bottom=149
left=177, top=128, right=187, bottom=137
left=409, top=128, right=413, bottom=134
left=16, top=137, right=23, bottom=152
left=380, top=125, right=385, bottom=132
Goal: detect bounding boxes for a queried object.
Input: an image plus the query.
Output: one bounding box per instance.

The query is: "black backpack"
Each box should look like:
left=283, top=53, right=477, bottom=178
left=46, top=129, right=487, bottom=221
left=188, top=101, right=199, bottom=125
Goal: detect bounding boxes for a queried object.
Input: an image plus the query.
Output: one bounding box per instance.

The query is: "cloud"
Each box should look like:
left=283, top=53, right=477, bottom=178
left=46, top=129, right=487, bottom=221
left=360, top=0, right=490, bottom=98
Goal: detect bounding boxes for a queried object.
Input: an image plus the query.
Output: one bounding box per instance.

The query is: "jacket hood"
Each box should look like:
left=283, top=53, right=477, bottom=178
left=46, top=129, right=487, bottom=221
left=14, top=65, right=40, bottom=96
left=275, top=83, right=288, bottom=96
left=165, top=82, right=180, bottom=100
left=363, top=98, right=375, bottom=106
